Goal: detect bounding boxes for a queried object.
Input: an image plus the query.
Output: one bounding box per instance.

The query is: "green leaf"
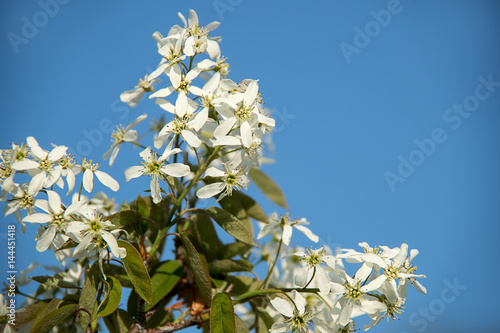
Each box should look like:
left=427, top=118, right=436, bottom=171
left=105, top=210, right=141, bottom=229
left=206, top=207, right=256, bottom=247
left=225, top=276, right=261, bottom=295
left=233, top=191, right=269, bottom=223
left=234, top=315, right=251, bottom=333
left=30, top=276, right=79, bottom=289
left=97, top=277, right=122, bottom=317
left=219, top=194, right=253, bottom=234
left=14, top=300, right=50, bottom=328
left=105, top=264, right=134, bottom=289
left=180, top=233, right=212, bottom=305
left=248, top=167, right=288, bottom=209
left=30, top=303, right=78, bottom=333
left=209, top=259, right=253, bottom=274
left=219, top=242, right=251, bottom=259
left=146, top=260, right=184, bottom=311
left=210, top=292, right=235, bottom=333
left=118, top=240, right=152, bottom=303
left=136, top=195, right=151, bottom=218
left=79, top=263, right=100, bottom=331
left=192, top=213, right=224, bottom=262
left=103, top=308, right=134, bottom=333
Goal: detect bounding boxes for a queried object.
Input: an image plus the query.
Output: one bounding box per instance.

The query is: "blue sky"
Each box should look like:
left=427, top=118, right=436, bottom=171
left=1, top=1, right=500, bottom=332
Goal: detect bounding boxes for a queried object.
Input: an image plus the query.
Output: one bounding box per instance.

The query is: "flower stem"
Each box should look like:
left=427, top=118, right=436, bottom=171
left=149, top=146, right=222, bottom=258
left=259, top=237, right=283, bottom=289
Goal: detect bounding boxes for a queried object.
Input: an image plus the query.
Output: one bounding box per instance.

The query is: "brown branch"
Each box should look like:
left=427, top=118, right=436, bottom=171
left=144, top=312, right=208, bottom=333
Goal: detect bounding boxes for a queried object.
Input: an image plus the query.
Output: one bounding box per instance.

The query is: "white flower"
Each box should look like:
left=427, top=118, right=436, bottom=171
left=329, top=264, right=387, bottom=326
left=178, top=9, right=221, bottom=59
left=293, top=247, right=336, bottom=295
left=79, top=158, right=119, bottom=193
left=257, top=213, right=319, bottom=246
left=269, top=290, right=314, bottom=333
left=3, top=181, right=43, bottom=217
left=196, top=163, right=249, bottom=201
left=153, top=92, right=204, bottom=149
left=23, top=190, right=87, bottom=252
left=11, top=136, right=68, bottom=192
left=120, top=74, right=160, bottom=107
left=103, top=113, right=147, bottom=166
left=66, top=211, right=126, bottom=260
left=124, top=147, right=190, bottom=203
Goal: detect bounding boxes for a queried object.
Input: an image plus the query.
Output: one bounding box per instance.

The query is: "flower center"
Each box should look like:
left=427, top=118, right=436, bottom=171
left=384, top=263, right=402, bottom=281
left=82, top=159, right=99, bottom=172
left=39, top=158, right=53, bottom=172
left=20, top=194, right=34, bottom=209
left=344, top=281, right=363, bottom=301
left=58, top=155, right=75, bottom=170
left=235, top=103, right=253, bottom=122
left=0, top=163, right=11, bottom=179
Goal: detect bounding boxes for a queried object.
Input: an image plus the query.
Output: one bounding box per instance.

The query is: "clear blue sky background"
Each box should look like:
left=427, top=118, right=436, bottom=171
left=1, top=1, right=500, bottom=332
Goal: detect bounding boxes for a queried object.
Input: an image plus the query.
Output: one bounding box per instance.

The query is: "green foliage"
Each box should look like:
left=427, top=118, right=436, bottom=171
left=146, top=260, right=184, bottom=311
left=180, top=233, right=213, bottom=305
left=210, top=292, right=236, bottom=333
left=117, top=240, right=153, bottom=304
left=97, top=277, right=122, bottom=318
left=248, top=167, right=288, bottom=209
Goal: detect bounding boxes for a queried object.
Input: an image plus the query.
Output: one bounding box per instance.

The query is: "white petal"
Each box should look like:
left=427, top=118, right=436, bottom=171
left=270, top=297, right=293, bottom=318
left=244, top=81, right=258, bottom=105
left=120, top=88, right=144, bottom=107
left=95, top=171, right=119, bottom=192
left=27, top=136, right=45, bottom=159
left=101, top=231, right=124, bottom=258
left=362, top=275, right=386, bottom=292
left=47, top=190, right=62, bottom=213
left=151, top=175, right=161, bottom=204
left=36, top=225, right=57, bottom=252
left=196, top=182, right=225, bottom=199
left=294, top=225, right=319, bottom=243
left=214, top=117, right=237, bottom=138
left=257, top=223, right=279, bottom=240
left=292, top=290, right=306, bottom=314
left=23, top=213, right=52, bottom=224
left=122, top=130, right=138, bottom=142
left=316, top=268, right=331, bottom=295
left=11, top=160, right=39, bottom=171
left=124, top=166, right=144, bottom=181
left=181, top=130, right=201, bottom=148
left=282, top=224, right=292, bottom=246
left=150, top=86, right=175, bottom=99
left=48, top=146, right=68, bottom=161
left=83, top=169, right=94, bottom=193
left=204, top=167, right=224, bottom=178
left=212, top=136, right=241, bottom=146
left=206, top=39, right=220, bottom=59
left=66, top=169, right=76, bottom=194
left=188, top=9, right=199, bottom=27
left=193, top=108, right=208, bottom=131
left=240, top=121, right=253, bottom=148
left=73, top=233, right=93, bottom=256
left=294, top=266, right=311, bottom=288
left=162, top=163, right=190, bottom=177
left=175, top=92, right=188, bottom=118
left=339, top=300, right=354, bottom=326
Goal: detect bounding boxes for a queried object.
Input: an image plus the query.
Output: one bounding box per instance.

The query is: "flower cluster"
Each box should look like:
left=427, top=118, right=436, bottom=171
left=0, top=137, right=125, bottom=273
left=118, top=9, right=275, bottom=204
left=254, top=214, right=427, bottom=332
left=0, top=9, right=427, bottom=333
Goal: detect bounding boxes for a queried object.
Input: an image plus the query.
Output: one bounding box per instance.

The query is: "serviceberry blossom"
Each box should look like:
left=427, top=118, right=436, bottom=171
left=22, top=190, right=87, bottom=252
left=79, top=158, right=119, bottom=193
left=294, top=247, right=336, bottom=295
left=269, top=291, right=314, bottom=333
left=103, top=113, right=148, bottom=166
left=120, top=74, right=160, bottom=108
left=11, top=136, right=68, bottom=192
left=196, top=163, right=249, bottom=201
left=124, top=147, right=190, bottom=203
left=257, top=213, right=319, bottom=246
left=66, top=211, right=126, bottom=260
